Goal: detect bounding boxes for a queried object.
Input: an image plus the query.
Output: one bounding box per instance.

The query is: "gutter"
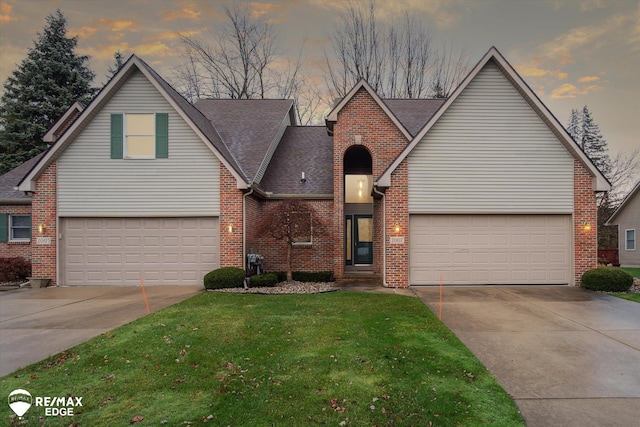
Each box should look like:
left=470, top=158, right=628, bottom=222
left=372, top=185, right=390, bottom=287
left=242, top=186, right=255, bottom=271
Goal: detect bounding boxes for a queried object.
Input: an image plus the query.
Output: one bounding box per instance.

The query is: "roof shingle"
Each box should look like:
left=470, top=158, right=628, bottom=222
left=260, top=126, right=333, bottom=195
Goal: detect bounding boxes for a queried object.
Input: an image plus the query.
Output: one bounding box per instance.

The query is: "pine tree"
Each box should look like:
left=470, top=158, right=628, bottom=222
left=566, top=108, right=582, bottom=146
left=107, top=50, right=125, bottom=79
left=580, top=106, right=610, bottom=176
left=0, top=9, right=96, bottom=174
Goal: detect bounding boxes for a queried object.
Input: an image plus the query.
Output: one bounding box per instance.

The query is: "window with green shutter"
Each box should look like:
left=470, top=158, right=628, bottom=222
left=0, top=213, right=7, bottom=243
left=111, top=113, right=169, bottom=159
left=111, top=114, right=123, bottom=159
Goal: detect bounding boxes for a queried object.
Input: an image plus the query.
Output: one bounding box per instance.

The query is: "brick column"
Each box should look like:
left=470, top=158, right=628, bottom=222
left=574, top=158, right=597, bottom=285
left=31, top=161, right=57, bottom=285
left=219, top=165, right=244, bottom=268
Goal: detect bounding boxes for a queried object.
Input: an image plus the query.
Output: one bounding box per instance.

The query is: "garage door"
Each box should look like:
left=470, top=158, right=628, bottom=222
left=60, top=217, right=219, bottom=285
left=409, top=215, right=571, bottom=285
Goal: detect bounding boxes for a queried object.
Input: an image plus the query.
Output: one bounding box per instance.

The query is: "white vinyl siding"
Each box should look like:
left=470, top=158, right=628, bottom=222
left=408, top=62, right=573, bottom=214
left=58, top=70, right=220, bottom=216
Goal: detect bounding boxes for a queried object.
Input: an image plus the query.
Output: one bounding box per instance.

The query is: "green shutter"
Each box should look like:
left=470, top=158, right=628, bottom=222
left=111, top=114, right=123, bottom=159
left=0, top=213, right=7, bottom=243
left=155, top=113, right=169, bottom=158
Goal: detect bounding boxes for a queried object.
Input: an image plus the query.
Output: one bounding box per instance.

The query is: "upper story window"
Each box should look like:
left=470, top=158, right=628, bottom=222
left=626, top=229, right=636, bottom=251
left=125, top=114, right=155, bottom=158
left=110, top=113, right=168, bottom=159
left=345, top=174, right=373, bottom=203
left=10, top=215, right=31, bottom=242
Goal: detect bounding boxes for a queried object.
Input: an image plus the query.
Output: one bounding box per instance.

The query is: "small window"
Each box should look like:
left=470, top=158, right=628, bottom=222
left=125, top=114, right=155, bottom=158
left=292, top=212, right=312, bottom=245
left=626, top=229, right=636, bottom=251
left=10, top=215, right=31, bottom=242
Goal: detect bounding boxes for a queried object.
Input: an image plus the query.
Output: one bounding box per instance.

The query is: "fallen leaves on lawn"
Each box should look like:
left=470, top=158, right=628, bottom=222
left=130, top=415, right=144, bottom=423
left=330, top=397, right=346, bottom=413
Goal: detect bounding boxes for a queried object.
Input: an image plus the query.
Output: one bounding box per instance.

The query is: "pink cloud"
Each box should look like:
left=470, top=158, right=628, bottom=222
left=0, top=2, right=15, bottom=23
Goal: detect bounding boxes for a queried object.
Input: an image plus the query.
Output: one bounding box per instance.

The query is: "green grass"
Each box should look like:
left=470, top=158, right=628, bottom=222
left=621, top=267, right=640, bottom=278
left=612, top=293, right=640, bottom=303
left=1, top=292, right=524, bottom=426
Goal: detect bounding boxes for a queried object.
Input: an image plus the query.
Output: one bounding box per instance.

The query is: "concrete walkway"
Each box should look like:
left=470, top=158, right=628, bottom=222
left=412, top=285, right=640, bottom=427
left=0, top=285, right=201, bottom=376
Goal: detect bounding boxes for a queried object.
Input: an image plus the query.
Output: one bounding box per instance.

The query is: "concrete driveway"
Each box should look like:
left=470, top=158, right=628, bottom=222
left=412, top=285, right=640, bottom=427
left=0, top=285, right=202, bottom=376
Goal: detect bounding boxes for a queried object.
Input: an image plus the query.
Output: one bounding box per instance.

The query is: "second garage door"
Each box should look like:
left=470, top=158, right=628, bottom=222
left=60, top=217, right=219, bottom=285
left=409, top=215, right=572, bottom=285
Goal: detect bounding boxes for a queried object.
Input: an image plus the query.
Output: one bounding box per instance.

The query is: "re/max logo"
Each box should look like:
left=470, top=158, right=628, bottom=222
left=34, top=396, right=83, bottom=406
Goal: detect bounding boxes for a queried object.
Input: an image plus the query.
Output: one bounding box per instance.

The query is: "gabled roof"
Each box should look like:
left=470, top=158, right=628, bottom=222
left=606, top=180, right=640, bottom=224
left=18, top=55, right=248, bottom=191
left=0, top=152, right=45, bottom=203
left=325, top=80, right=413, bottom=140
left=377, top=46, right=611, bottom=192
left=260, top=126, right=333, bottom=196
left=43, top=101, right=85, bottom=143
left=384, top=99, right=446, bottom=137
left=195, top=99, right=296, bottom=183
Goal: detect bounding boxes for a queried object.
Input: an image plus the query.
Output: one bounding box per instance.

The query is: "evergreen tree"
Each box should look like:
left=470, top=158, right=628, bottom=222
left=0, top=9, right=96, bottom=174
left=580, top=106, right=610, bottom=176
left=566, top=106, right=610, bottom=175
left=107, top=50, right=125, bottom=79
left=566, top=108, right=582, bottom=146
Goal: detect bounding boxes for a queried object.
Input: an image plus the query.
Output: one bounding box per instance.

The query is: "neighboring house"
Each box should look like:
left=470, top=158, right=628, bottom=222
left=0, top=103, right=84, bottom=261
left=0, top=155, right=39, bottom=259
left=606, top=181, right=640, bottom=267
left=15, top=47, right=609, bottom=287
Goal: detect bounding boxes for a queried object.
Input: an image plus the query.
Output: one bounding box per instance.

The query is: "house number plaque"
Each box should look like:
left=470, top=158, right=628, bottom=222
left=36, top=237, right=52, bottom=245
left=389, top=236, right=404, bottom=244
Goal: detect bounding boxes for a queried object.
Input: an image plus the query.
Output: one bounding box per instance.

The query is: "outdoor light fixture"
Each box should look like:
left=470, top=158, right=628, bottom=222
left=228, top=224, right=233, bottom=233
left=582, top=220, right=591, bottom=232
left=38, top=223, right=46, bottom=234
left=394, top=223, right=401, bottom=233
left=300, top=172, right=306, bottom=183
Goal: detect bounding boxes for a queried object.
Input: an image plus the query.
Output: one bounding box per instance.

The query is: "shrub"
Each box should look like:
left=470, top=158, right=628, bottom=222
left=249, top=273, right=279, bottom=287
left=0, top=257, right=31, bottom=282
left=581, top=267, right=634, bottom=292
left=203, top=267, right=245, bottom=290
left=272, top=271, right=335, bottom=282
left=293, top=271, right=335, bottom=282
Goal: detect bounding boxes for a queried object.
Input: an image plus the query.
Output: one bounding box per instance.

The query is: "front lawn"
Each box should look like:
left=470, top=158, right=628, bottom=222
left=1, top=292, right=523, bottom=426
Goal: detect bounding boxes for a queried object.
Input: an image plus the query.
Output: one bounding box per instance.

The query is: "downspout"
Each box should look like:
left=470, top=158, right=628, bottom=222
left=242, top=186, right=255, bottom=271
left=372, top=186, right=390, bottom=287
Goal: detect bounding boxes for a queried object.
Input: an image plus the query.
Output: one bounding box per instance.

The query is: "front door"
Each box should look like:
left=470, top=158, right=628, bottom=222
left=345, top=214, right=373, bottom=266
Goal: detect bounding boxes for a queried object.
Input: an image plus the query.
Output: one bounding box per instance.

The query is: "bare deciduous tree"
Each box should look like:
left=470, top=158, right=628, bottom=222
left=254, top=200, right=328, bottom=281
left=171, top=5, right=322, bottom=124
left=325, top=1, right=469, bottom=99
left=599, top=148, right=640, bottom=249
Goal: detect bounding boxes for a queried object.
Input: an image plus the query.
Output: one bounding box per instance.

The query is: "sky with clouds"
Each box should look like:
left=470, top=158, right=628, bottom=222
left=0, top=0, right=638, bottom=156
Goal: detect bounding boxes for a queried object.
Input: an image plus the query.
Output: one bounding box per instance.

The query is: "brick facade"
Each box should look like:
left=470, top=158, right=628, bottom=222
left=219, top=164, right=244, bottom=268
left=247, top=198, right=334, bottom=273
left=31, top=161, right=57, bottom=285
left=1, top=204, right=32, bottom=260
left=573, top=158, right=598, bottom=285
left=332, top=87, right=410, bottom=285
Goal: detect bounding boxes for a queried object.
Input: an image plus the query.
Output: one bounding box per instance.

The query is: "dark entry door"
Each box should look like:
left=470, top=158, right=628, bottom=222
left=345, top=215, right=373, bottom=265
